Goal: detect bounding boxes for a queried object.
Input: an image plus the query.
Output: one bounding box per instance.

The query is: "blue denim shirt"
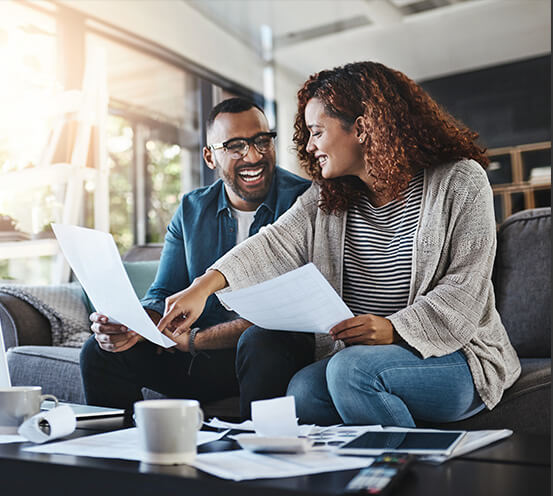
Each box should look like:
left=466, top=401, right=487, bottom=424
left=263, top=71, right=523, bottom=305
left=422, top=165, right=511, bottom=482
left=141, top=166, right=310, bottom=329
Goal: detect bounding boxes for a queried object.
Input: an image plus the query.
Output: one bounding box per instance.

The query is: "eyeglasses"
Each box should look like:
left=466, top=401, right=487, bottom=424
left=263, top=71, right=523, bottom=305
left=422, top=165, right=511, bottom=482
left=209, top=132, right=277, bottom=159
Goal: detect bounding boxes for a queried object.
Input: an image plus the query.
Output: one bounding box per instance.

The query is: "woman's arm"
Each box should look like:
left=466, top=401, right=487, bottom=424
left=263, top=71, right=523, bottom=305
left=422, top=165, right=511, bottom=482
left=157, top=269, right=227, bottom=335
left=388, top=178, right=498, bottom=358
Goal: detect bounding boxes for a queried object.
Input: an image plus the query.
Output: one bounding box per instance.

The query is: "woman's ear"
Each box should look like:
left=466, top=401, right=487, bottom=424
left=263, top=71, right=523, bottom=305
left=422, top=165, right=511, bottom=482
left=354, top=116, right=367, bottom=143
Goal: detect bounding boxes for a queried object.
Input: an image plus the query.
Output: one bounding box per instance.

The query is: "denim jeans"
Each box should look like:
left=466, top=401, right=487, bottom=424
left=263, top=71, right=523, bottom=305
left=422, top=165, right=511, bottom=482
left=287, top=343, right=485, bottom=427
left=80, top=335, right=239, bottom=410
left=236, top=326, right=315, bottom=419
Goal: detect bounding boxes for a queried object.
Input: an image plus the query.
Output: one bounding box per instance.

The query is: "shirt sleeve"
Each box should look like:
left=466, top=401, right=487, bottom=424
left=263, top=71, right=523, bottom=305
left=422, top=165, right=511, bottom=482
left=140, top=205, right=190, bottom=316
left=388, top=176, right=498, bottom=358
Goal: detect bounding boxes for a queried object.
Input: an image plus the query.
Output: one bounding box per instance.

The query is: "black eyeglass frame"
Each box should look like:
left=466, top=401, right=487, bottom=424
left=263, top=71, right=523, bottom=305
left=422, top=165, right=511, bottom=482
left=209, top=131, right=277, bottom=155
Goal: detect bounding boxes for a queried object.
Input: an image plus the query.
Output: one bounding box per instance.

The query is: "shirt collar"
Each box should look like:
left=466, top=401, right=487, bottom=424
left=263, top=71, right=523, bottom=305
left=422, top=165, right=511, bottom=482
left=215, top=168, right=279, bottom=217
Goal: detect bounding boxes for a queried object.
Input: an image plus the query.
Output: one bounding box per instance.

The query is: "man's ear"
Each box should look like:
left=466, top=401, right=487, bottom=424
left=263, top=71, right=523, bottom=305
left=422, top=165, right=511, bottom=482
left=354, top=116, right=367, bottom=143
left=203, top=146, right=217, bottom=170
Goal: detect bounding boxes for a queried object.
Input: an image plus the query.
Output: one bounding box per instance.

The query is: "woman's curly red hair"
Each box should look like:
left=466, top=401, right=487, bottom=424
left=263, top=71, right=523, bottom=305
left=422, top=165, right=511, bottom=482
left=293, top=61, right=489, bottom=213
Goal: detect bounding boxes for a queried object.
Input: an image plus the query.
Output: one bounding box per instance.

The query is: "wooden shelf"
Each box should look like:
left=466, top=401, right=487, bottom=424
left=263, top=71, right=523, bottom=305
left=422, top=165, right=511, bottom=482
left=487, top=141, right=551, bottom=224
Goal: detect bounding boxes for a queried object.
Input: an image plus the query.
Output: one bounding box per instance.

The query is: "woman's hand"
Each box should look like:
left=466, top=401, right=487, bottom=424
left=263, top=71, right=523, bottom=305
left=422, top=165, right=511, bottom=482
left=329, top=314, right=398, bottom=346
left=157, top=270, right=227, bottom=338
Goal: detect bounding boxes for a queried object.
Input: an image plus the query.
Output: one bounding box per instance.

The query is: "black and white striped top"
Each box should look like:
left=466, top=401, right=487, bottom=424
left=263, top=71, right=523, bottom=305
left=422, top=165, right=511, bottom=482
left=342, top=170, right=424, bottom=317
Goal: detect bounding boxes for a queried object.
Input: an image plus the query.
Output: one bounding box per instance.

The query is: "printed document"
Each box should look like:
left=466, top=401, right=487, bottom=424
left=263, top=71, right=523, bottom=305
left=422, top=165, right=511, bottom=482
left=52, top=224, right=175, bottom=348
left=24, top=427, right=226, bottom=460
left=218, top=263, right=354, bottom=333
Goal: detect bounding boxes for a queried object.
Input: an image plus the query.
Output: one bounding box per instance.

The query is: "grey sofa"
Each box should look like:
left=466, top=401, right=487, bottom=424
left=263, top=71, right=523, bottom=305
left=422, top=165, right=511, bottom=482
left=1, top=208, right=550, bottom=433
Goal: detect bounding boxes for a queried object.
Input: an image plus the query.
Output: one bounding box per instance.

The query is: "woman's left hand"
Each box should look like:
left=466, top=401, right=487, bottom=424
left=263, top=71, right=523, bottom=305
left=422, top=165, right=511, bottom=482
left=329, top=314, right=398, bottom=346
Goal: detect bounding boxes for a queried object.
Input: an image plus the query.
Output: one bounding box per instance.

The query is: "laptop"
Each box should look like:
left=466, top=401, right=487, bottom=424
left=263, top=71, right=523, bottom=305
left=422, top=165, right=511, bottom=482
left=40, top=400, right=124, bottom=420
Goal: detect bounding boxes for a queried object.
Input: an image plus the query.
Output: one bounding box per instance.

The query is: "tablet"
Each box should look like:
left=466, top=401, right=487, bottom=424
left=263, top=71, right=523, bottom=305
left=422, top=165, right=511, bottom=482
left=337, top=430, right=466, bottom=456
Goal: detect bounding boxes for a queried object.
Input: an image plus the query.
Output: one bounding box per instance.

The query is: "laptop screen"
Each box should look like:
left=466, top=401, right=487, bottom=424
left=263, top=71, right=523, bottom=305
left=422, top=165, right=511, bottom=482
left=0, top=320, right=12, bottom=387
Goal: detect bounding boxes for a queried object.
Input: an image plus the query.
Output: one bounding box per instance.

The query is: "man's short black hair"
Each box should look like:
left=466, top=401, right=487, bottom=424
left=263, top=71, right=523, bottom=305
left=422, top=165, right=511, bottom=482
left=206, top=97, right=265, bottom=131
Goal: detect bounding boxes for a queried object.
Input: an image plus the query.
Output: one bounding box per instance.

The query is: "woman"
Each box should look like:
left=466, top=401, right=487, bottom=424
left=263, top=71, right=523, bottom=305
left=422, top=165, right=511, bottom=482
left=158, top=61, right=521, bottom=427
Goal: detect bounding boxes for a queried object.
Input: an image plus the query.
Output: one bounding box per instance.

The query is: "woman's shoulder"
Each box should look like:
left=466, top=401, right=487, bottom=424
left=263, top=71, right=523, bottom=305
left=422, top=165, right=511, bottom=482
left=427, top=158, right=490, bottom=195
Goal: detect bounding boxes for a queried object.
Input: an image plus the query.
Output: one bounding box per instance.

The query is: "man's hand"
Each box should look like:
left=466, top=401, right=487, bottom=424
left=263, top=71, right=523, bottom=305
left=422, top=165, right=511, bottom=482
left=329, top=314, right=398, bottom=346
left=90, top=312, right=143, bottom=353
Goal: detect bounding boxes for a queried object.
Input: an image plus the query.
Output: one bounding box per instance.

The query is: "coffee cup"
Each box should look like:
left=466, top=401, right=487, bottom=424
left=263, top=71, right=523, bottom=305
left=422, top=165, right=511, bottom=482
left=0, top=386, right=58, bottom=434
left=134, top=399, right=204, bottom=465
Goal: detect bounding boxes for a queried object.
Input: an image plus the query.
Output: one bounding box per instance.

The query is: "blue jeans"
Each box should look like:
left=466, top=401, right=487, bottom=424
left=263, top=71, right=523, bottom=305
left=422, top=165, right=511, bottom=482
left=287, top=344, right=485, bottom=427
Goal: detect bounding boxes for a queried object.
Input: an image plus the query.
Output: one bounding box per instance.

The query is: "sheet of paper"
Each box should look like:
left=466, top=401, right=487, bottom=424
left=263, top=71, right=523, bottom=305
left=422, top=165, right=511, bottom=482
left=218, top=263, right=354, bottom=333
left=204, top=418, right=255, bottom=431
left=419, top=429, right=513, bottom=464
left=0, top=434, right=26, bottom=444
left=192, top=449, right=373, bottom=481
left=52, top=224, right=175, bottom=348
left=308, top=425, right=383, bottom=450
left=24, top=427, right=227, bottom=460
left=252, top=396, right=299, bottom=437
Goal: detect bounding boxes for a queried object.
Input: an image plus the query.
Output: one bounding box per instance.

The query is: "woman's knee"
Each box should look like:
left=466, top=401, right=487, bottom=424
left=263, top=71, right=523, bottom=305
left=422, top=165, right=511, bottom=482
left=326, top=346, right=383, bottom=394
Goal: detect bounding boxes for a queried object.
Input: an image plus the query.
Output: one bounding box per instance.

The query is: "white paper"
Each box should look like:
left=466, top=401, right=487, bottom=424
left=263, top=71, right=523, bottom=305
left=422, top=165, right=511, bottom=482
left=24, top=427, right=227, bottom=460
left=218, top=263, right=354, bottom=333
left=52, top=224, right=175, bottom=348
left=309, top=425, right=383, bottom=450
left=252, top=396, right=299, bottom=437
left=192, top=449, right=373, bottom=481
left=420, top=429, right=513, bottom=464
left=0, top=434, right=26, bottom=444
left=18, top=405, right=76, bottom=444
left=204, top=418, right=255, bottom=431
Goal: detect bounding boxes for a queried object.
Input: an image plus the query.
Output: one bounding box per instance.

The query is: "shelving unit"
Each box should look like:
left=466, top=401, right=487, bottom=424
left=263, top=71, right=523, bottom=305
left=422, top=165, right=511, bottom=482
left=486, top=141, right=551, bottom=225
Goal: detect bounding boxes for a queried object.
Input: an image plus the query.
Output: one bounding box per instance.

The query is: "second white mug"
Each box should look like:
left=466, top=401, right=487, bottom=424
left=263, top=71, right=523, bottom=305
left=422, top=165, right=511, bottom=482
left=134, top=399, right=204, bottom=465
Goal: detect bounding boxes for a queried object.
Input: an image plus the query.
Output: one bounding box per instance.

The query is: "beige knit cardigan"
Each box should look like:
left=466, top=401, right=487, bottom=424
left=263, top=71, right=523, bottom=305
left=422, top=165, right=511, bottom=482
left=211, top=159, right=521, bottom=409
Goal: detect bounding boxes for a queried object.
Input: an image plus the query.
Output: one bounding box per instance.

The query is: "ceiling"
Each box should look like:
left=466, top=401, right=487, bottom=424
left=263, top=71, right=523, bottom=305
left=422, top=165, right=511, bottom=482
left=186, top=0, right=551, bottom=83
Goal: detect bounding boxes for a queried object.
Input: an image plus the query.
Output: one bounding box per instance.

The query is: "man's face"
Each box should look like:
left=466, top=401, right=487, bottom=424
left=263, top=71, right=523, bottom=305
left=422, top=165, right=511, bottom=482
left=204, top=108, right=276, bottom=211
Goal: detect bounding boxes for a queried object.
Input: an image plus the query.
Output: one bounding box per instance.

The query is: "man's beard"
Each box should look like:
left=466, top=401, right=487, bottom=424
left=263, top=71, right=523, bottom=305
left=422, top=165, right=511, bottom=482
left=220, top=160, right=274, bottom=204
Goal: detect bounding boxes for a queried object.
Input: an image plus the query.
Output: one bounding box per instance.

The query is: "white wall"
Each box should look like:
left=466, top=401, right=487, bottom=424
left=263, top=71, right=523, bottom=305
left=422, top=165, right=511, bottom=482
left=60, top=0, right=265, bottom=94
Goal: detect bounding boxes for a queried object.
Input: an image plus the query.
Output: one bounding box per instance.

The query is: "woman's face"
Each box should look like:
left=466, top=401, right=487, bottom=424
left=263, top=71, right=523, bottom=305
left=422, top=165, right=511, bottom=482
left=304, top=98, right=366, bottom=181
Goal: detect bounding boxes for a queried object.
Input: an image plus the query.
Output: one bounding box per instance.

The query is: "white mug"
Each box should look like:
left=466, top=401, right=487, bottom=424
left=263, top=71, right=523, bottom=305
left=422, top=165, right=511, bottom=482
left=134, top=399, right=204, bottom=465
left=0, top=386, right=58, bottom=434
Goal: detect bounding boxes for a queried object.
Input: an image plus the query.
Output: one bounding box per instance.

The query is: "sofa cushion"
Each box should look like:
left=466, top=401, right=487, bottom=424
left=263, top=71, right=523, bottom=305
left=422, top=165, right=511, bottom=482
left=420, top=358, right=551, bottom=435
left=494, top=207, right=551, bottom=358
left=6, top=346, right=84, bottom=404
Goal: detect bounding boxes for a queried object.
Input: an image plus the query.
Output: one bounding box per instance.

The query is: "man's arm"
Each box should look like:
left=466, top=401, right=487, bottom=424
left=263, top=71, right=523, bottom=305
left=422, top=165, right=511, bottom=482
left=164, top=317, right=251, bottom=353
left=193, top=318, right=251, bottom=350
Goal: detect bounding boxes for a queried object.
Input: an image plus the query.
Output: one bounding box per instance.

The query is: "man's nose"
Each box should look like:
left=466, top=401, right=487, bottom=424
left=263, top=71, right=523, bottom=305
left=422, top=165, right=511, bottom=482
left=243, top=144, right=263, bottom=162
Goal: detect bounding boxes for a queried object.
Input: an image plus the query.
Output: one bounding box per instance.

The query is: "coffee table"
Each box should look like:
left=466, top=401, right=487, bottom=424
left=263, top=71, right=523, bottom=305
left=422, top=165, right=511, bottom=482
left=0, top=418, right=549, bottom=496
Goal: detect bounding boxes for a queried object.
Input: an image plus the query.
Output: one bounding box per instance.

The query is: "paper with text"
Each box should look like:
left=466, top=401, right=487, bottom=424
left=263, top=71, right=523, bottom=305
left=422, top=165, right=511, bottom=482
left=218, top=263, right=354, bottom=333
left=192, top=449, right=373, bottom=481
left=24, top=427, right=227, bottom=460
left=52, top=224, right=175, bottom=348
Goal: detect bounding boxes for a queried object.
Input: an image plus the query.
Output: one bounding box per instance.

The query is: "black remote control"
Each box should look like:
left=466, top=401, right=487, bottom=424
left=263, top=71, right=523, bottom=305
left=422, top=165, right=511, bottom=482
left=344, top=452, right=414, bottom=494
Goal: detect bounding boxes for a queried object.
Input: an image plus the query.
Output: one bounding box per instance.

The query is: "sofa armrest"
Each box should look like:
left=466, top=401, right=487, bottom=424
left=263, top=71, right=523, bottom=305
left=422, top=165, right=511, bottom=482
left=0, top=293, right=52, bottom=348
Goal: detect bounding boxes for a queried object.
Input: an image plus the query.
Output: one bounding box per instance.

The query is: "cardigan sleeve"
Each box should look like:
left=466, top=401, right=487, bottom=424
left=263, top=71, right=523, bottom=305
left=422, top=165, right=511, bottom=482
left=210, top=184, right=319, bottom=291
left=388, top=172, right=499, bottom=358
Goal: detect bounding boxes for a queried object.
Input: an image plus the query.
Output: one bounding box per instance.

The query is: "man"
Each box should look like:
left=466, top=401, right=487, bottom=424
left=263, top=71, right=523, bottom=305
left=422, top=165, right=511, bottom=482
left=80, top=97, right=310, bottom=410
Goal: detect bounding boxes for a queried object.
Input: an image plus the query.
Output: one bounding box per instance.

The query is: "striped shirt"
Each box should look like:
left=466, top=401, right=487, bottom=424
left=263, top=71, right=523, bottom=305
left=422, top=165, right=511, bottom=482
left=343, top=170, right=424, bottom=317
